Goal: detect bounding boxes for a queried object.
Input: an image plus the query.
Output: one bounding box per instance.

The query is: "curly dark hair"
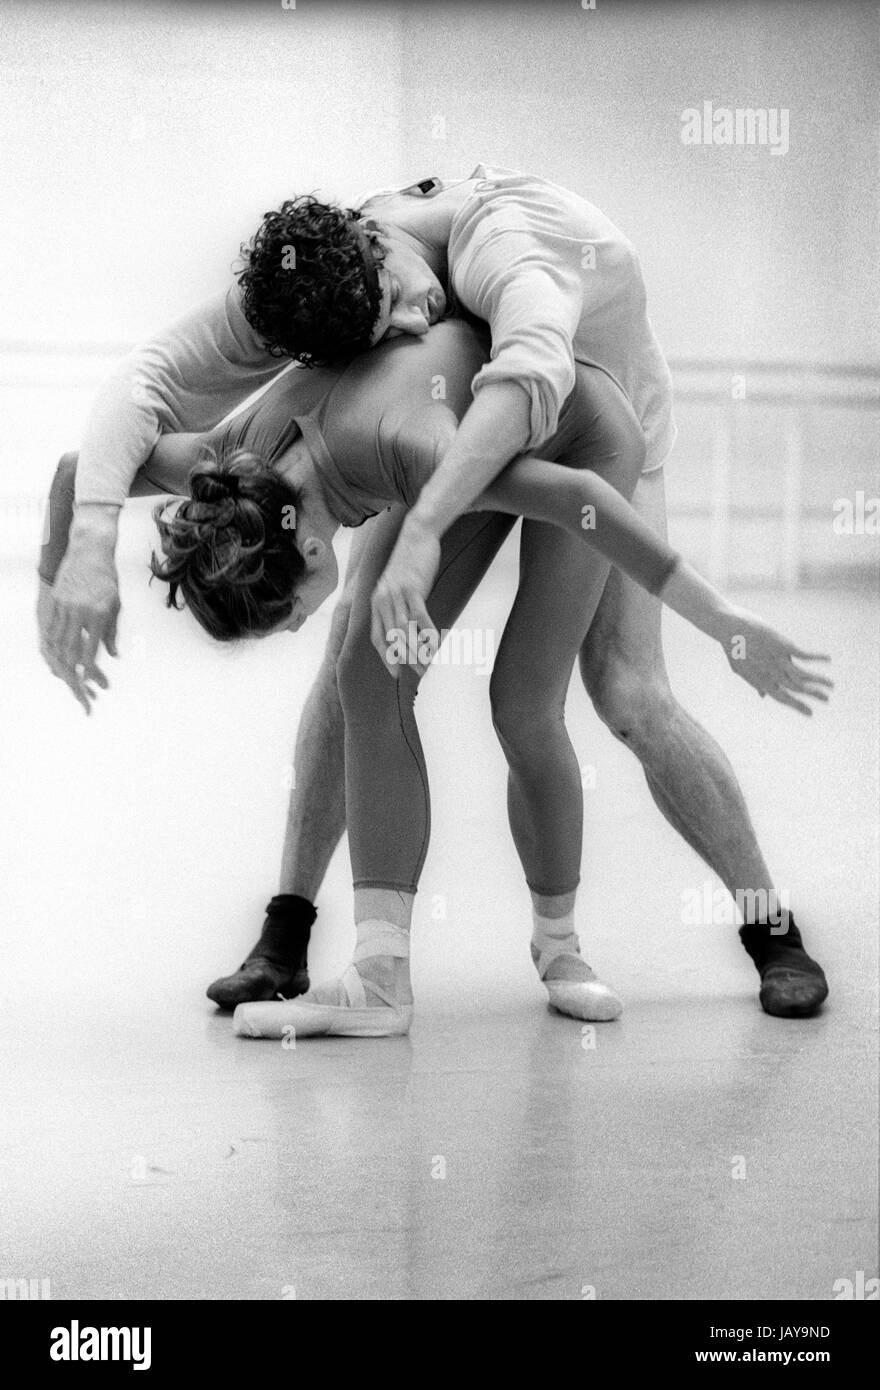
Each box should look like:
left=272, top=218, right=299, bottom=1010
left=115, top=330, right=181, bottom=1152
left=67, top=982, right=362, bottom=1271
left=237, top=195, right=385, bottom=367
left=150, top=450, right=305, bottom=642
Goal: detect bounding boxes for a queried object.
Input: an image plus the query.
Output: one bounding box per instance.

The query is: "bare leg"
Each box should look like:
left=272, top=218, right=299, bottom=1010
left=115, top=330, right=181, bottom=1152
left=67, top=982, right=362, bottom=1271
left=579, top=468, right=827, bottom=1016
left=580, top=468, right=775, bottom=901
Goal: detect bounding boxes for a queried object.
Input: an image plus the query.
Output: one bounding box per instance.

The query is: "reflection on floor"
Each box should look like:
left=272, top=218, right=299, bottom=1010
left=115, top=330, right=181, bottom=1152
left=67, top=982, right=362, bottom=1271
left=1, top=549, right=877, bottom=1299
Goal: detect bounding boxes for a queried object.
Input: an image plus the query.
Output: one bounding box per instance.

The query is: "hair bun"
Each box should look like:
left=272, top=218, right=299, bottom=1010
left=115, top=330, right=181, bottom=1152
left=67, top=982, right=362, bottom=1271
left=151, top=447, right=306, bottom=641
left=190, top=467, right=240, bottom=507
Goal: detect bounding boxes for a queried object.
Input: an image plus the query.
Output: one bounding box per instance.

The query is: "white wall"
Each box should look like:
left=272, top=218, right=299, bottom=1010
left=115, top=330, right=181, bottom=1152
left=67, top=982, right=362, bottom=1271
left=399, top=0, right=879, bottom=366
left=4, top=0, right=877, bottom=357
left=0, top=0, right=404, bottom=346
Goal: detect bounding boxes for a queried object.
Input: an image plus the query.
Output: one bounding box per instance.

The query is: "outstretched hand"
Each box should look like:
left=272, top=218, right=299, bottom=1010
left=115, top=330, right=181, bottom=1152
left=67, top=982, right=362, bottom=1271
left=370, top=516, right=442, bottom=678
left=721, top=608, right=833, bottom=715
left=40, top=547, right=120, bottom=715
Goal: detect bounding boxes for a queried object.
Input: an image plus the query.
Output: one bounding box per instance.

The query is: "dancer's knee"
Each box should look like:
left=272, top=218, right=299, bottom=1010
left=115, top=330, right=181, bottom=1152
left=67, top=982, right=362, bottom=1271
left=336, top=621, right=419, bottom=728
left=586, top=656, right=675, bottom=752
left=490, top=671, right=560, bottom=761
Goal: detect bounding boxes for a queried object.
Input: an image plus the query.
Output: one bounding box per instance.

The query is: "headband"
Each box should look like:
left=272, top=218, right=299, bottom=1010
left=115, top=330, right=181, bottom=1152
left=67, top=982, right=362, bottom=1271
left=347, top=218, right=383, bottom=326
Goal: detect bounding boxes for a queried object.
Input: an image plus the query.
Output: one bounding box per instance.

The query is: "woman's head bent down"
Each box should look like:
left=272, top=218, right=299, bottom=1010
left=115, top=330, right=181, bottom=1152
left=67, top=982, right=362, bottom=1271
left=150, top=449, right=336, bottom=641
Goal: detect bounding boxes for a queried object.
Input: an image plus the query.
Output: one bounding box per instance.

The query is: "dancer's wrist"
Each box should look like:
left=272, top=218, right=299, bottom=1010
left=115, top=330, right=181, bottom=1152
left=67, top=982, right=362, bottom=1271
left=660, top=559, right=737, bottom=644
left=70, top=502, right=120, bottom=554
left=405, top=505, right=444, bottom=543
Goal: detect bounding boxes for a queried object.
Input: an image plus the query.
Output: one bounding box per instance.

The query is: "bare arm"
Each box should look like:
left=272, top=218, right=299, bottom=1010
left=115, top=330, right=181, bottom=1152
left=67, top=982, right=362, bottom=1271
left=475, top=454, right=679, bottom=600
left=477, top=455, right=833, bottom=714
left=407, top=381, right=532, bottom=537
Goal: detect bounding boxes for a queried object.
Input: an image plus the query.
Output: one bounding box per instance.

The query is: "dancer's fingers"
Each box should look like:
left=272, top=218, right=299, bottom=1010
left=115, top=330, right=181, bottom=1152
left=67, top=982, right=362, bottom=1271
left=59, top=607, right=83, bottom=663
left=370, top=587, right=401, bottom=679
left=388, top=587, right=416, bottom=677
left=789, top=660, right=834, bottom=688
left=788, top=646, right=831, bottom=663
left=782, top=666, right=833, bottom=700
left=796, top=686, right=830, bottom=703
left=104, top=602, right=120, bottom=658
left=776, top=665, right=828, bottom=700
left=768, top=687, right=814, bottom=717
left=395, top=587, right=415, bottom=634
left=80, top=621, right=100, bottom=670
left=47, top=654, right=94, bottom=715
left=58, top=608, right=87, bottom=673
left=410, top=594, right=436, bottom=647
left=84, top=664, right=110, bottom=691
left=80, top=626, right=111, bottom=691
left=371, top=583, right=436, bottom=678
left=781, top=681, right=828, bottom=705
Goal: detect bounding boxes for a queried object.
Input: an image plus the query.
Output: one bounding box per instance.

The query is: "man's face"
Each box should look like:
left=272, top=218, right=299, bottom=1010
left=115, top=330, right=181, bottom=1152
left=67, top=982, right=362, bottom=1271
left=367, top=231, right=447, bottom=346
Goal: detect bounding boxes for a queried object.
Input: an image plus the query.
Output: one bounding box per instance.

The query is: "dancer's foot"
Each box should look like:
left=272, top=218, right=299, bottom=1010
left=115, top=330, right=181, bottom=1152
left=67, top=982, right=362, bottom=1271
left=739, top=918, right=828, bottom=1017
left=208, top=956, right=309, bottom=1009
left=532, top=921, right=622, bottom=1022
left=234, top=921, right=413, bottom=1038
left=206, top=895, right=314, bottom=1009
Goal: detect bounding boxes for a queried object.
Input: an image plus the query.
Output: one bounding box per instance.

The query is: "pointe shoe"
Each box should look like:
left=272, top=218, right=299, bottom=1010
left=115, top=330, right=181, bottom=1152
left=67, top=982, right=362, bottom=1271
left=234, top=922, right=413, bottom=1039
left=532, top=930, right=622, bottom=1022
left=544, top=970, right=623, bottom=1022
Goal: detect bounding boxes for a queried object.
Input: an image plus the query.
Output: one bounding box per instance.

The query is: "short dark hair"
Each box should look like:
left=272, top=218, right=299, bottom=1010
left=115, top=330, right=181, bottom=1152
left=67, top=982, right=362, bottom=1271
left=237, top=195, right=384, bottom=366
left=150, top=450, right=304, bottom=641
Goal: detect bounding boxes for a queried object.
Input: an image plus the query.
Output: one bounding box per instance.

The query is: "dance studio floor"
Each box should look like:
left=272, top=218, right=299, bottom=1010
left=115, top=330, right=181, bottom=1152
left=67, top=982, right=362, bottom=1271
left=1, top=527, right=877, bottom=1300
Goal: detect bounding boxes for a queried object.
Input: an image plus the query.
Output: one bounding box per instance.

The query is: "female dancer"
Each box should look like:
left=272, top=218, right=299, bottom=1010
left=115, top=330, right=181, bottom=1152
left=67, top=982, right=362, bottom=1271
left=42, top=317, right=830, bottom=1035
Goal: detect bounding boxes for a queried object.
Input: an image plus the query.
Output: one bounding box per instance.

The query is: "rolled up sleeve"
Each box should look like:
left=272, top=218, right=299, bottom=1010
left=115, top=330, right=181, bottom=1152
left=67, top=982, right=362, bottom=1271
left=455, top=244, right=583, bottom=451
